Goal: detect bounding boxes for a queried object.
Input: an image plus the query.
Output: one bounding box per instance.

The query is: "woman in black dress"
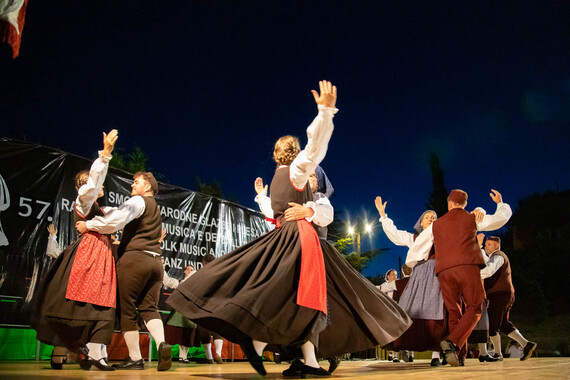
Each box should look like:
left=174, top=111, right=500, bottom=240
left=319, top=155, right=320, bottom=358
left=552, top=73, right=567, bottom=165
left=168, top=81, right=409, bottom=376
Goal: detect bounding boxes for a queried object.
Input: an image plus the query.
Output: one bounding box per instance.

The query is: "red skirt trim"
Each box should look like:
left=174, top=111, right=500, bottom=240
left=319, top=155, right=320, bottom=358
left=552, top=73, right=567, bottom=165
left=66, top=232, right=116, bottom=308
left=296, top=219, right=327, bottom=314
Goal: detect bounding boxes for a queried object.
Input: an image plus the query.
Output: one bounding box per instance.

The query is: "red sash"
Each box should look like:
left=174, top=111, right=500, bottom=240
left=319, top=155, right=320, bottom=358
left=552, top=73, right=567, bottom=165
left=66, top=232, right=116, bottom=308
left=296, top=219, right=327, bottom=314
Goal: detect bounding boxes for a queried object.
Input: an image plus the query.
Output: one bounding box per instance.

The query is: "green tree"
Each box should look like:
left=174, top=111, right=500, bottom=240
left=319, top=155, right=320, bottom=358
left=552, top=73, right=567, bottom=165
left=195, top=177, right=224, bottom=198
left=426, top=153, right=448, bottom=217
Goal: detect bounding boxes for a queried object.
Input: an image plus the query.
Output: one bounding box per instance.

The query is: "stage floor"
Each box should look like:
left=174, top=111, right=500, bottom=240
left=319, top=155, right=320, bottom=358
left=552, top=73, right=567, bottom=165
left=0, top=358, right=568, bottom=379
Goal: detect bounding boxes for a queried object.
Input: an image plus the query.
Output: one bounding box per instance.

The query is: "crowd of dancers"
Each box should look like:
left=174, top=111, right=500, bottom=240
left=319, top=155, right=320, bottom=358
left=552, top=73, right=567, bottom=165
left=31, top=80, right=536, bottom=376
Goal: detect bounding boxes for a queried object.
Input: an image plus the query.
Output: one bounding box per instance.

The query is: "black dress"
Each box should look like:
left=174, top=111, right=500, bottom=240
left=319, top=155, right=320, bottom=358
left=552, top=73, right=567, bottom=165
left=31, top=204, right=116, bottom=351
left=168, top=167, right=411, bottom=354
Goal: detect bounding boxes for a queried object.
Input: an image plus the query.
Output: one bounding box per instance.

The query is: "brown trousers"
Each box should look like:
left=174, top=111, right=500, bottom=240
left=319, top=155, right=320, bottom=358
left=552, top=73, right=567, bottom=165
left=438, top=265, right=485, bottom=359
left=487, top=292, right=516, bottom=336
left=117, top=251, right=163, bottom=331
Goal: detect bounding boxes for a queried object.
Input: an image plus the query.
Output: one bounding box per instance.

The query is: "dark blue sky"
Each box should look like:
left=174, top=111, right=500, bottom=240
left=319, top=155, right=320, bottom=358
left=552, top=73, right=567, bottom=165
left=2, top=1, right=569, bottom=277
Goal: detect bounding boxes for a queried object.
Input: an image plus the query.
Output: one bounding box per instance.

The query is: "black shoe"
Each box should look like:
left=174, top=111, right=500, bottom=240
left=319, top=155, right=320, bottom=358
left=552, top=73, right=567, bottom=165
left=87, top=357, right=115, bottom=371
left=112, top=357, right=144, bottom=370
left=441, top=356, right=447, bottom=366
left=392, top=358, right=400, bottom=362
left=300, top=365, right=330, bottom=378
left=179, top=358, right=189, bottom=364
left=440, top=340, right=459, bottom=367
left=327, top=356, right=341, bottom=374
left=239, top=339, right=266, bottom=376
left=478, top=354, right=500, bottom=362
left=408, top=356, right=414, bottom=362
left=282, top=358, right=304, bottom=376
left=387, top=355, right=393, bottom=361
left=459, top=358, right=465, bottom=366
left=521, top=341, right=537, bottom=361
left=50, top=354, right=66, bottom=370
left=274, top=353, right=281, bottom=364
left=492, top=353, right=504, bottom=361
left=430, top=358, right=441, bottom=367
left=157, top=342, right=172, bottom=371
left=77, top=346, right=92, bottom=370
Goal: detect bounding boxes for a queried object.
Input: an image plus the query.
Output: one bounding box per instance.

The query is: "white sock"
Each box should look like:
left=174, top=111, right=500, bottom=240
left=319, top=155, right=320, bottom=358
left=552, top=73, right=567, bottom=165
left=252, top=340, right=267, bottom=357
left=490, top=334, right=503, bottom=357
left=214, top=339, right=223, bottom=356
left=179, top=345, right=189, bottom=360
left=144, top=318, right=165, bottom=349
left=508, top=330, right=529, bottom=348
left=123, top=330, right=142, bottom=361
left=411, top=351, right=415, bottom=358
left=203, top=343, right=213, bottom=360
left=479, top=343, right=489, bottom=356
left=301, top=341, right=319, bottom=368
left=86, top=342, right=102, bottom=360
left=431, top=351, right=440, bottom=359
left=100, top=344, right=108, bottom=359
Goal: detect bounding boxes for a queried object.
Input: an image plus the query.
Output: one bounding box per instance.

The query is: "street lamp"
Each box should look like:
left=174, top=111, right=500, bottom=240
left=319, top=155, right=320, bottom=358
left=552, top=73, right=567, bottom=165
left=347, top=223, right=373, bottom=255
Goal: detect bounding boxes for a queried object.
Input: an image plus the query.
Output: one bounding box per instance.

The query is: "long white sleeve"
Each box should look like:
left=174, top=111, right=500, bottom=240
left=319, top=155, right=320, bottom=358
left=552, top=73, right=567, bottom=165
left=480, top=253, right=505, bottom=279
left=46, top=234, right=63, bottom=259
left=289, top=105, right=337, bottom=190
left=86, top=196, right=145, bottom=234
left=162, top=271, right=180, bottom=289
left=476, top=202, right=513, bottom=232
left=75, top=151, right=112, bottom=217
left=254, top=189, right=274, bottom=219
left=405, top=224, right=434, bottom=267
left=304, top=192, right=334, bottom=227
left=380, top=215, right=415, bottom=248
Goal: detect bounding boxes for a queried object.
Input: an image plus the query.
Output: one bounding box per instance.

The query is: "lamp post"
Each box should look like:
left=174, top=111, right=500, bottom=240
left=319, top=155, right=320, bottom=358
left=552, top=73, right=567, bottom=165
left=348, top=223, right=373, bottom=256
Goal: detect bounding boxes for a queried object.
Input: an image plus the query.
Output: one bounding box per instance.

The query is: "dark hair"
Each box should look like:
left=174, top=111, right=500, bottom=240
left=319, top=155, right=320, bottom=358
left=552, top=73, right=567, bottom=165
left=74, top=170, right=89, bottom=190
left=203, top=254, right=216, bottom=265
left=134, top=172, right=159, bottom=195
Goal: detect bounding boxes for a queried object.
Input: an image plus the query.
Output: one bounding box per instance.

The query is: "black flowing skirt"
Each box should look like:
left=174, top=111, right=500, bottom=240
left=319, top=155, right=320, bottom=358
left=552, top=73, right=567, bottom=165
left=31, top=237, right=115, bottom=350
left=315, top=240, right=411, bottom=357
left=167, top=222, right=411, bottom=355
left=167, top=221, right=327, bottom=349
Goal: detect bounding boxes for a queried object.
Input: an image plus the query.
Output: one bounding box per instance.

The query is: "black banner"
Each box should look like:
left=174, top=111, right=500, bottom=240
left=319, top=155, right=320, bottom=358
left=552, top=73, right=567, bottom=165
left=0, top=138, right=270, bottom=325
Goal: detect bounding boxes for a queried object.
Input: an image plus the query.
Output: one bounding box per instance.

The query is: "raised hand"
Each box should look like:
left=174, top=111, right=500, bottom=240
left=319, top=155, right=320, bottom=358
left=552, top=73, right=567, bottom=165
left=47, top=223, right=57, bottom=236
left=284, top=202, right=314, bottom=221
left=477, top=233, right=485, bottom=247
left=311, top=80, right=337, bottom=108
left=471, top=209, right=485, bottom=223
left=254, top=177, right=267, bottom=195
left=375, top=196, right=387, bottom=218
left=489, top=189, right=502, bottom=204
left=102, top=129, right=119, bottom=157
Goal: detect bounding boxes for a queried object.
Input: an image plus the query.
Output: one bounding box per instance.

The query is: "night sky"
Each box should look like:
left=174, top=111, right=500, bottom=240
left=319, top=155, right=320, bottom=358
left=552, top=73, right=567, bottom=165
left=2, top=1, right=569, bottom=277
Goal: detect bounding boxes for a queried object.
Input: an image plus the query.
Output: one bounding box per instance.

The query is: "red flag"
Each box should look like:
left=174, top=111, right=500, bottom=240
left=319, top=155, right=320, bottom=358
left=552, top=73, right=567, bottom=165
left=0, top=0, right=29, bottom=58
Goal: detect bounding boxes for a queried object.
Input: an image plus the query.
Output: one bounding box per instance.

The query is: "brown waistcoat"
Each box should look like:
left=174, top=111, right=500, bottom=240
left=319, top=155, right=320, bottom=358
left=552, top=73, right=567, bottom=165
left=432, top=208, right=485, bottom=275
left=484, top=250, right=514, bottom=295
left=118, top=196, right=162, bottom=257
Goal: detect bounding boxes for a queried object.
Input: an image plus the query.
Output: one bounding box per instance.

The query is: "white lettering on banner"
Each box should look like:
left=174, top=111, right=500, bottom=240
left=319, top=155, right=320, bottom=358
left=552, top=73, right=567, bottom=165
left=61, top=198, right=75, bottom=212
left=158, top=205, right=220, bottom=227
left=108, top=191, right=130, bottom=205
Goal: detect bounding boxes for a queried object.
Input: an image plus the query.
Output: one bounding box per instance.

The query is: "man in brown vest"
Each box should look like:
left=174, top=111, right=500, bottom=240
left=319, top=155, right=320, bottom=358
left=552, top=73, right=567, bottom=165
left=407, top=189, right=512, bottom=366
left=480, top=235, right=537, bottom=361
left=76, top=172, right=170, bottom=371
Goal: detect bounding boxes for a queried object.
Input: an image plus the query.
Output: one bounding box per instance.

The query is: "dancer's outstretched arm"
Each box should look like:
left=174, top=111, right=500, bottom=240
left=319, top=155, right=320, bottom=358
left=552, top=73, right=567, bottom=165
left=75, top=129, right=118, bottom=217
left=290, top=80, right=338, bottom=190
